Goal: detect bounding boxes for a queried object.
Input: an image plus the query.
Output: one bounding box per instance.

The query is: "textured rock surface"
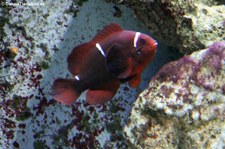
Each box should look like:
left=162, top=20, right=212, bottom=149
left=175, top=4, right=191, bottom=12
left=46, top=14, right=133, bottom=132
left=0, top=0, right=181, bottom=148
left=0, top=0, right=141, bottom=148
left=105, top=0, right=225, bottom=54
left=124, top=42, right=225, bottom=148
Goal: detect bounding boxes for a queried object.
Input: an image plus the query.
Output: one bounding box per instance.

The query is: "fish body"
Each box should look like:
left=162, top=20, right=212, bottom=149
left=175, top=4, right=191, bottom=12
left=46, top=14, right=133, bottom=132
left=53, top=23, right=157, bottom=105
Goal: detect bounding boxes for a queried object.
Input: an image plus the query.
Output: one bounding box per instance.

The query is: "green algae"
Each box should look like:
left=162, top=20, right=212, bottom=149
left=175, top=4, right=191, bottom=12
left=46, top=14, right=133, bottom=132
left=12, top=95, right=20, bottom=109
left=12, top=95, right=32, bottom=121
left=15, top=109, right=32, bottom=121
left=106, top=116, right=121, bottom=133
left=77, top=0, right=88, bottom=6
left=109, top=100, right=119, bottom=114
left=52, top=126, right=70, bottom=148
left=0, top=81, right=14, bottom=93
left=40, top=61, right=49, bottom=70
left=33, top=140, right=46, bottom=149
left=0, top=17, right=8, bottom=39
left=0, top=1, right=9, bottom=40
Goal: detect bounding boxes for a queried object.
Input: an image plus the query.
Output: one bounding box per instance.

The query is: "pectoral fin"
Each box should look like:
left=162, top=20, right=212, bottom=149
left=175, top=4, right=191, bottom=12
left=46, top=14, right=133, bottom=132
left=106, top=43, right=134, bottom=79
left=128, top=74, right=141, bottom=88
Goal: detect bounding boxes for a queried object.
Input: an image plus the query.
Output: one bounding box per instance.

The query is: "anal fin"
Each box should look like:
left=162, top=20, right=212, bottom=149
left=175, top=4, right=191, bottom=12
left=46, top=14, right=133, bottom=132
left=86, top=80, right=120, bottom=105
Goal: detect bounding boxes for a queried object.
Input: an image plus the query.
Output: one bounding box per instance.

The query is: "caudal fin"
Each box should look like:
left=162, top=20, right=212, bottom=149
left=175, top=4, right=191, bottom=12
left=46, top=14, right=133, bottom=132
left=52, top=78, right=81, bottom=105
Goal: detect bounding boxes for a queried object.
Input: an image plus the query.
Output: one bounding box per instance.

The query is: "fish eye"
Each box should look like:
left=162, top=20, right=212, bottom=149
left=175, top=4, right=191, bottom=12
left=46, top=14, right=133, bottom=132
left=139, top=38, right=145, bottom=45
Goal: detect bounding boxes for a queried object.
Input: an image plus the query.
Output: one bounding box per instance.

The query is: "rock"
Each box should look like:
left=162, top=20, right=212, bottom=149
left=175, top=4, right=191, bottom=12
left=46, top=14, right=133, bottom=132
left=105, top=0, right=225, bottom=54
left=0, top=0, right=163, bottom=148
left=124, top=42, right=225, bottom=148
left=8, top=47, right=19, bottom=58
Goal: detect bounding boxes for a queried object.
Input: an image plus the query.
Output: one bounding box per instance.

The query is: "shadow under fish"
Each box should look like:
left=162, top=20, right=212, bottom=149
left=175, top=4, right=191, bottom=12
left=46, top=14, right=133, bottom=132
left=52, top=23, right=157, bottom=105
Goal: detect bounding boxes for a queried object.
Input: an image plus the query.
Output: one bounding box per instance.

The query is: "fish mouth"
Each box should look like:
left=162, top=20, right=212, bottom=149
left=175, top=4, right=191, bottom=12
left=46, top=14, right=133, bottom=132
left=153, top=40, right=158, bottom=49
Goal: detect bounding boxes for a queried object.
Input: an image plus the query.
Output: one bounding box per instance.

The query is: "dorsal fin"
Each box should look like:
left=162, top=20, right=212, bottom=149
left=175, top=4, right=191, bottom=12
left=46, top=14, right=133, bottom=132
left=67, top=43, right=94, bottom=75
left=92, top=23, right=123, bottom=42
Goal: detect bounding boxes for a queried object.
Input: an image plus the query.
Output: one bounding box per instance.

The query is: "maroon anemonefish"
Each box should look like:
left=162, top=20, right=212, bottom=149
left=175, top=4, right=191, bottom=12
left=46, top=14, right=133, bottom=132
left=52, top=23, right=157, bottom=105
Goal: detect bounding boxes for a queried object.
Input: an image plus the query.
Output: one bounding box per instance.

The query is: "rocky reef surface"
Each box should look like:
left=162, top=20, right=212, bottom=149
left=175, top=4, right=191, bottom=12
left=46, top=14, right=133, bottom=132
left=105, top=0, right=225, bottom=54
left=124, top=42, right=225, bottom=148
left=0, top=0, right=224, bottom=148
left=0, top=0, right=179, bottom=148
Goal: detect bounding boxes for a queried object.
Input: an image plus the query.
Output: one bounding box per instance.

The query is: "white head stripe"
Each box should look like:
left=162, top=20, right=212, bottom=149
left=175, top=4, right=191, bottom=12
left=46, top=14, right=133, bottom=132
left=96, top=43, right=106, bottom=57
left=134, top=32, right=141, bottom=48
left=75, top=75, right=80, bottom=81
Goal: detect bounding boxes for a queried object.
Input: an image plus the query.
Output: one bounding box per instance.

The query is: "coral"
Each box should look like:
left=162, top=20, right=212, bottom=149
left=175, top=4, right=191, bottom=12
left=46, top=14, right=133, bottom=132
left=124, top=42, right=225, bottom=148
left=105, top=0, right=225, bottom=54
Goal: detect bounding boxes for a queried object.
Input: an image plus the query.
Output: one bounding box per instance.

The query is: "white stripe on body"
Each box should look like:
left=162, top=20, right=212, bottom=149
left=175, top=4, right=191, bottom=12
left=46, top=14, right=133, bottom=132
left=134, top=32, right=141, bottom=48
left=75, top=75, right=80, bottom=81
left=96, top=43, right=106, bottom=57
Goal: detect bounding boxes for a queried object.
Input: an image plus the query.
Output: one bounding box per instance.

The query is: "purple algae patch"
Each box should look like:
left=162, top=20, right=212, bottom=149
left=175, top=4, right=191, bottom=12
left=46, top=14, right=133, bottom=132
left=153, top=56, right=197, bottom=83
left=152, top=41, right=225, bottom=100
